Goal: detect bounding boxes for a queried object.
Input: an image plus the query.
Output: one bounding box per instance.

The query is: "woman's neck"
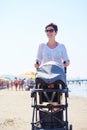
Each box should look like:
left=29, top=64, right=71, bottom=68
left=47, top=40, right=58, bottom=48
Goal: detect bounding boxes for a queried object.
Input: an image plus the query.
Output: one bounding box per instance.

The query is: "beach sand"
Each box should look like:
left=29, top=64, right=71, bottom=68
left=0, top=88, right=87, bottom=130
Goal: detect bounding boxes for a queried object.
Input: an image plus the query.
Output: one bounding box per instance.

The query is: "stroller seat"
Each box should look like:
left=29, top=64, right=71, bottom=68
left=39, top=109, right=64, bottom=129
left=35, top=61, right=66, bottom=104
left=35, top=61, right=66, bottom=87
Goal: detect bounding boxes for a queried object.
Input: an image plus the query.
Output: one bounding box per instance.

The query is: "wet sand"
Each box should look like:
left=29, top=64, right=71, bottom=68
left=0, top=88, right=87, bottom=130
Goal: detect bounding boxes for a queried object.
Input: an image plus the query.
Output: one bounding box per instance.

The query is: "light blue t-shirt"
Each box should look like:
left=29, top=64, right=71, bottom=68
left=36, top=43, right=70, bottom=66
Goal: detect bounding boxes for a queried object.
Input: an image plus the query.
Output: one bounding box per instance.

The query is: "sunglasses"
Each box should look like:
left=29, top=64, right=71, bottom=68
left=45, top=29, right=55, bottom=33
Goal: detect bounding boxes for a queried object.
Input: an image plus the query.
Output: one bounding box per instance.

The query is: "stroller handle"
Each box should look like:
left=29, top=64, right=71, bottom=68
left=63, top=61, right=67, bottom=74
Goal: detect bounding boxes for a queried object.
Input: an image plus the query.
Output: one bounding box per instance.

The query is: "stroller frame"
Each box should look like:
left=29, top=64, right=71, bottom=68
left=31, top=62, right=72, bottom=130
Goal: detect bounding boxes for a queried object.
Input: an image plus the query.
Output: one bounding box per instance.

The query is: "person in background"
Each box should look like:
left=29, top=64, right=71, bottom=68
left=19, top=79, right=25, bottom=91
left=14, top=77, right=19, bottom=91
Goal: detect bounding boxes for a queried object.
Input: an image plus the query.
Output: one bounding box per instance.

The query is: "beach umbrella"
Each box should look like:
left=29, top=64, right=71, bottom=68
left=0, top=78, right=9, bottom=81
left=0, top=78, right=10, bottom=82
left=20, top=71, right=35, bottom=78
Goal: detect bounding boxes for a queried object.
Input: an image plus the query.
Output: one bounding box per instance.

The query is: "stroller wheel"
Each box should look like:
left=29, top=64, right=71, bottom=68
left=69, top=124, right=72, bottom=130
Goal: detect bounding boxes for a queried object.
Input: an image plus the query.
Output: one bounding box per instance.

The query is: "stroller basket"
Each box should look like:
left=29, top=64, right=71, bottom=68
left=39, top=109, right=64, bottom=129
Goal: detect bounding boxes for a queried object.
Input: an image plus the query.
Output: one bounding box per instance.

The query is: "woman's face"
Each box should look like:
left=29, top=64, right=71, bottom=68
left=45, top=26, right=57, bottom=39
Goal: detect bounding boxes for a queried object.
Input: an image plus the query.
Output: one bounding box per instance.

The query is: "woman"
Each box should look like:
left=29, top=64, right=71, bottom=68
left=34, top=23, right=70, bottom=111
left=35, top=23, right=70, bottom=68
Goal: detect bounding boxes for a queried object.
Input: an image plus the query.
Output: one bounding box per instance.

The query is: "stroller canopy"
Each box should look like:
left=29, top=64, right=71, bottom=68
left=35, top=61, right=66, bottom=85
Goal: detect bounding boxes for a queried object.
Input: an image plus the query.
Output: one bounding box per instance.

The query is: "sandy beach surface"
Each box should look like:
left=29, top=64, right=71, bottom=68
left=0, top=88, right=87, bottom=130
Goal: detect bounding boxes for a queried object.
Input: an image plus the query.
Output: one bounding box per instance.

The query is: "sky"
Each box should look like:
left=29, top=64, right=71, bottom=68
left=0, top=0, right=87, bottom=79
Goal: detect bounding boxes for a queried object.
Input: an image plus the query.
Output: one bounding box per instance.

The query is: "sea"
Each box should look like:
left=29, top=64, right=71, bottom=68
left=68, top=83, right=87, bottom=98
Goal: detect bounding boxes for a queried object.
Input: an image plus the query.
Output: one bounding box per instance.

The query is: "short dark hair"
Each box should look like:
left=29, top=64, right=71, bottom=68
left=45, top=23, right=58, bottom=32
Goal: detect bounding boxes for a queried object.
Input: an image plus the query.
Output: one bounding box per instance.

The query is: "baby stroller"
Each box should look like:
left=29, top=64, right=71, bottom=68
left=31, top=61, right=72, bottom=130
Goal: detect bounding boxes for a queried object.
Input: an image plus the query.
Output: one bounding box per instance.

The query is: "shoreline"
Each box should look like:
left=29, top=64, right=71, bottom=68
left=0, top=89, right=87, bottom=130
